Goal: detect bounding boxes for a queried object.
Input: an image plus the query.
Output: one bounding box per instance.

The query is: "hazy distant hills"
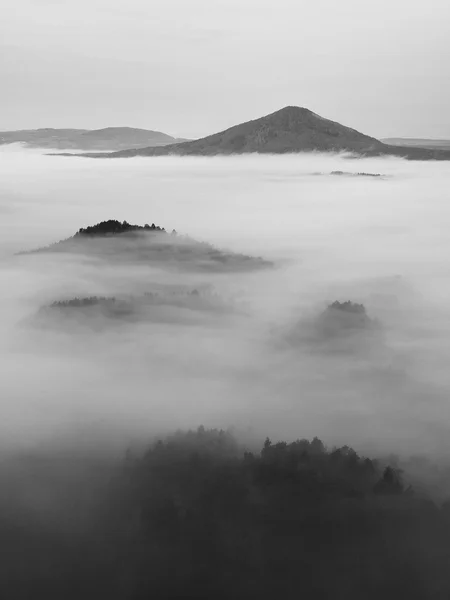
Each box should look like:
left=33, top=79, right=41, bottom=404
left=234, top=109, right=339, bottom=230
left=66, top=106, right=450, bottom=160
left=0, top=127, right=188, bottom=151
left=382, top=138, right=450, bottom=151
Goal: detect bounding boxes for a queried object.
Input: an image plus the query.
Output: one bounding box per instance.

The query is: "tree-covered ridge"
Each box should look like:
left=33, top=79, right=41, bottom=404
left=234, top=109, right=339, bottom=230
left=129, top=427, right=406, bottom=498
left=3, top=427, right=450, bottom=598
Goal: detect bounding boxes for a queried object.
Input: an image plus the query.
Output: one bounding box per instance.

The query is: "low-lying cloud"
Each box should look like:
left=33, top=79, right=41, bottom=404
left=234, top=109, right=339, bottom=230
left=1, top=145, right=450, bottom=463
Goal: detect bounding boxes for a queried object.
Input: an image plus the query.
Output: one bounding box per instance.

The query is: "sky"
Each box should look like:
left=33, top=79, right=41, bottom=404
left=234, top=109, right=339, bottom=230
left=1, top=0, right=450, bottom=139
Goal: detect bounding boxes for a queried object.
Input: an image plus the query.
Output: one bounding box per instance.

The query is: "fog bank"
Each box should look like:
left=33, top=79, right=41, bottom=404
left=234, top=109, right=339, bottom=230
left=1, top=146, right=450, bottom=460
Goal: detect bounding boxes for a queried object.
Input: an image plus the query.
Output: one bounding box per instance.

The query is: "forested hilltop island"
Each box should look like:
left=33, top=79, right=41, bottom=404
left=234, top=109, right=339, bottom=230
left=58, top=106, right=450, bottom=160
left=21, top=219, right=272, bottom=272
left=4, top=426, right=450, bottom=599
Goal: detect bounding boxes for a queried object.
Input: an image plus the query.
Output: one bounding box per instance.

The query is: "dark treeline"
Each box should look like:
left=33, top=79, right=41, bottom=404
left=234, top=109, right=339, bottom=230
left=3, top=427, right=450, bottom=599
left=48, top=290, right=204, bottom=310
left=75, top=219, right=174, bottom=236
left=50, top=296, right=117, bottom=308
left=42, top=288, right=227, bottom=318
left=328, top=300, right=367, bottom=314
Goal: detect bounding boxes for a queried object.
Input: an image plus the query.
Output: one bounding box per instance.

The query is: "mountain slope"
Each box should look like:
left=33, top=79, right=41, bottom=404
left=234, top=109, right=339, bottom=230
left=71, top=106, right=450, bottom=160
left=0, top=127, right=187, bottom=150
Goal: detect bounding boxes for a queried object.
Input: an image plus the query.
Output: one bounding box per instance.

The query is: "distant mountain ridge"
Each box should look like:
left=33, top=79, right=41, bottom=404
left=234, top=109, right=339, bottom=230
left=382, top=138, right=450, bottom=150
left=70, top=106, right=450, bottom=160
left=0, top=127, right=188, bottom=151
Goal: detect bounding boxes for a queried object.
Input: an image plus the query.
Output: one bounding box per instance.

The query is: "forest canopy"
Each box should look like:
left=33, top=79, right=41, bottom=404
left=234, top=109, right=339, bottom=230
left=4, top=427, right=450, bottom=599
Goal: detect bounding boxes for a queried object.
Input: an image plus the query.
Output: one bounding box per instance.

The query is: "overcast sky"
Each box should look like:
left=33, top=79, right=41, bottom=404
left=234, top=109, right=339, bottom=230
left=1, top=0, right=449, bottom=139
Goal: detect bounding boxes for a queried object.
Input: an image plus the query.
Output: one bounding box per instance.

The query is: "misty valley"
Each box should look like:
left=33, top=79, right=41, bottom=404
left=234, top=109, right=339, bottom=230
left=2, top=149, right=450, bottom=598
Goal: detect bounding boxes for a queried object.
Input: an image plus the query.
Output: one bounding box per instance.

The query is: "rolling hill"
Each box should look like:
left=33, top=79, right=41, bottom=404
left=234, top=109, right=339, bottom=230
left=70, top=106, right=450, bottom=160
left=0, top=127, right=188, bottom=151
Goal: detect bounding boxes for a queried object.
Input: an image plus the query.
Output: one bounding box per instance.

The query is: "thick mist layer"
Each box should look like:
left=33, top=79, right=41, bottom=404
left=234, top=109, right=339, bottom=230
left=1, top=145, right=450, bottom=460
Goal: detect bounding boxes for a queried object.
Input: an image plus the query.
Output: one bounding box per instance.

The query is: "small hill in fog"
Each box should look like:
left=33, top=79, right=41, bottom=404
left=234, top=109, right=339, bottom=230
left=22, top=219, right=272, bottom=273
left=286, top=300, right=382, bottom=355
left=316, top=301, right=379, bottom=338
left=0, top=127, right=187, bottom=151
left=71, top=106, right=450, bottom=160
left=31, top=286, right=244, bottom=330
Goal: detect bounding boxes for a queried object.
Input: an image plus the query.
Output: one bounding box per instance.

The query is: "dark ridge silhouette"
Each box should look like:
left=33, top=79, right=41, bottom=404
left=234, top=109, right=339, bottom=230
left=0, top=127, right=188, bottom=151
left=58, top=106, right=450, bottom=160
left=20, top=220, right=272, bottom=273
left=3, top=427, right=450, bottom=599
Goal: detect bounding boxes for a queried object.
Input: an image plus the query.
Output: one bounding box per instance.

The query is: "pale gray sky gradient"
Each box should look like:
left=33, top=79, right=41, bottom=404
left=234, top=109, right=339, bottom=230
left=1, top=0, right=449, bottom=138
